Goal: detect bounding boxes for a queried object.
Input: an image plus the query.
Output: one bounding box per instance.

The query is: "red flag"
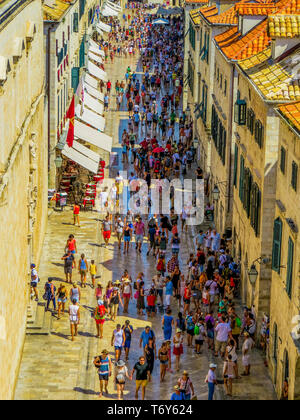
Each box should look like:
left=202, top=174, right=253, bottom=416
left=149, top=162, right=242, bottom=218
left=66, top=96, right=75, bottom=147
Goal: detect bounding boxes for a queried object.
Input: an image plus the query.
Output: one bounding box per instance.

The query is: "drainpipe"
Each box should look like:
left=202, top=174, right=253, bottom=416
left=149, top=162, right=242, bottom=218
left=47, top=25, right=52, bottom=173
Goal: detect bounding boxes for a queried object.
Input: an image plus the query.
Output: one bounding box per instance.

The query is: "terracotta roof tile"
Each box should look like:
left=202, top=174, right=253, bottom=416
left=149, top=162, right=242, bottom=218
left=240, top=48, right=300, bottom=101
left=269, top=14, right=300, bottom=37
left=277, top=101, right=300, bottom=132
left=185, top=0, right=208, bottom=3
left=236, top=4, right=277, bottom=15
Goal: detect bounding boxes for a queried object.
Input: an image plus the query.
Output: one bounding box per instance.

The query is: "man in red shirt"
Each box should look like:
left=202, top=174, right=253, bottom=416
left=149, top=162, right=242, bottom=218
left=73, top=203, right=80, bottom=227
left=107, top=80, right=112, bottom=93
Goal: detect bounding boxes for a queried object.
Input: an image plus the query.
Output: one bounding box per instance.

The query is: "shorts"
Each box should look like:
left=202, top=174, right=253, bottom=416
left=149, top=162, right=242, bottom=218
left=207, top=330, right=214, bottom=340
left=195, top=339, right=204, bottom=346
left=215, top=340, right=227, bottom=354
left=184, top=298, right=190, bottom=304
left=157, top=289, right=163, bottom=297
left=136, top=380, right=148, bottom=389
left=95, top=319, right=105, bottom=325
left=210, top=295, right=215, bottom=304
left=147, top=305, right=155, bottom=313
left=123, top=293, right=131, bottom=299
left=160, top=360, right=168, bottom=365
left=124, top=236, right=131, bottom=242
left=99, top=373, right=109, bottom=381
left=124, top=340, right=131, bottom=349
left=172, top=248, right=180, bottom=255
left=58, top=298, right=67, bottom=303
left=103, top=231, right=111, bottom=240
left=136, top=234, right=143, bottom=243
left=31, top=282, right=38, bottom=288
left=69, top=250, right=76, bottom=254
left=80, top=269, right=87, bottom=276
left=165, top=294, right=172, bottom=306
left=187, top=328, right=194, bottom=337
left=115, top=346, right=122, bottom=351
left=70, top=320, right=79, bottom=325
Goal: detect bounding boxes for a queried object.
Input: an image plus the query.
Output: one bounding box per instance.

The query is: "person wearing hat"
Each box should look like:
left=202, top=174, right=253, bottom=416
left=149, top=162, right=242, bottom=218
left=177, top=370, right=194, bottom=400
left=170, top=385, right=184, bottom=401
left=110, top=285, right=124, bottom=322
left=115, top=359, right=131, bottom=400
left=121, top=279, right=132, bottom=314
left=30, top=263, right=39, bottom=301
left=94, top=350, right=113, bottom=398
left=206, top=363, right=218, bottom=400
left=173, top=329, right=183, bottom=372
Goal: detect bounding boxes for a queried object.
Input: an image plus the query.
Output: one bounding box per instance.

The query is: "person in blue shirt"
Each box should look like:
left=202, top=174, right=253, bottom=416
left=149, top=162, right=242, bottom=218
left=171, top=385, right=184, bottom=400
left=165, top=276, right=173, bottom=309
left=162, top=309, right=174, bottom=340
left=140, top=326, right=155, bottom=349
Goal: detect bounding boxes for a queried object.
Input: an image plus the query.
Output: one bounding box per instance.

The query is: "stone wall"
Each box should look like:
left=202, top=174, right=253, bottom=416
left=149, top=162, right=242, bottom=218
left=0, top=0, right=47, bottom=400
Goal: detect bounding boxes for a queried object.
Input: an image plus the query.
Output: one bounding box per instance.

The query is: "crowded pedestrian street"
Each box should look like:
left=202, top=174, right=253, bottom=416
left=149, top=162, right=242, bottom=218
left=14, top=3, right=277, bottom=401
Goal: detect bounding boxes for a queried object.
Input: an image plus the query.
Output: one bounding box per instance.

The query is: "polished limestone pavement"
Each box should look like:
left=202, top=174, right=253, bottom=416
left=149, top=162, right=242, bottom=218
left=14, top=40, right=276, bottom=401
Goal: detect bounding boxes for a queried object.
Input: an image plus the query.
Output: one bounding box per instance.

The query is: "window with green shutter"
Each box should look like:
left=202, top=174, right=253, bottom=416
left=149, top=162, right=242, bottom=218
left=239, top=155, right=245, bottom=202
left=73, top=12, right=79, bottom=33
left=79, top=38, right=85, bottom=68
left=234, top=91, right=247, bottom=125
left=247, top=108, right=255, bottom=134
left=233, top=144, right=238, bottom=187
left=280, top=147, right=286, bottom=174
left=291, top=161, right=298, bottom=191
left=286, top=237, right=294, bottom=298
left=272, top=218, right=282, bottom=273
left=71, top=67, right=79, bottom=91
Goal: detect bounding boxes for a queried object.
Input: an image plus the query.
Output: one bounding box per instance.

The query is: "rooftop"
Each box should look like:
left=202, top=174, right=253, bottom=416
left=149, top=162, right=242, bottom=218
left=214, top=0, right=300, bottom=60
left=200, top=4, right=238, bottom=25
left=43, top=0, right=72, bottom=21
left=239, top=47, right=300, bottom=102
left=269, top=14, right=300, bottom=37
left=277, top=101, right=300, bottom=133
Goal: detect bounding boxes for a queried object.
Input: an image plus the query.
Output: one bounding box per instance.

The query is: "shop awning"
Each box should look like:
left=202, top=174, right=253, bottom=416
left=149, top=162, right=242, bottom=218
left=74, top=120, right=112, bottom=152
left=84, top=82, right=104, bottom=102
left=84, top=72, right=98, bottom=89
left=106, top=1, right=122, bottom=11
left=83, top=91, right=104, bottom=115
left=72, top=140, right=100, bottom=164
left=89, top=39, right=105, bottom=56
left=62, top=144, right=99, bottom=173
left=75, top=105, right=105, bottom=132
left=102, top=6, right=119, bottom=17
left=88, top=60, right=108, bottom=82
left=88, top=51, right=103, bottom=64
left=56, top=120, right=69, bottom=150
left=97, top=20, right=112, bottom=32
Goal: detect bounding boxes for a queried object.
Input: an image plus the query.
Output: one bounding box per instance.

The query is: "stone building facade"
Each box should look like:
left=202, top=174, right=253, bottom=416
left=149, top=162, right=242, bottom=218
left=0, top=0, right=47, bottom=400
left=269, top=102, right=300, bottom=400
left=44, top=0, right=100, bottom=189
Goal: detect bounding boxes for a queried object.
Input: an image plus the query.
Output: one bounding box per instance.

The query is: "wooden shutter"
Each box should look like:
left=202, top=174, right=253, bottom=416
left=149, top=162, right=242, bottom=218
left=233, top=144, right=238, bottom=187
left=272, top=218, right=282, bottom=273
left=292, top=161, right=298, bottom=191
left=239, top=156, right=245, bottom=202
left=71, top=67, right=79, bottom=91
left=280, top=147, right=286, bottom=174
left=286, top=237, right=294, bottom=298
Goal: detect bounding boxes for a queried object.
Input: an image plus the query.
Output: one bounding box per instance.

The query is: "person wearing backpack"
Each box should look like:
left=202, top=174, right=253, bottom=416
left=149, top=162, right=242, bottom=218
left=186, top=312, right=195, bottom=347
left=205, top=311, right=215, bottom=351
left=194, top=318, right=206, bottom=354
left=115, top=359, right=131, bottom=400
left=94, top=299, right=108, bottom=339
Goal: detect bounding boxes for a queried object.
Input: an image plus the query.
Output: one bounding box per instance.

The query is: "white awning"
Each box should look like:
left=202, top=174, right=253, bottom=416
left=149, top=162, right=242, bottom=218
left=83, top=91, right=104, bottom=115
left=96, top=26, right=104, bottom=37
left=106, top=1, right=122, bottom=11
left=97, top=21, right=112, bottom=32
left=84, top=72, right=98, bottom=89
left=89, top=40, right=105, bottom=56
left=74, top=120, right=112, bottom=153
left=75, top=105, right=105, bottom=132
left=88, top=60, right=108, bottom=82
left=12, top=37, right=25, bottom=59
left=72, top=140, right=100, bottom=164
left=62, top=145, right=99, bottom=174
left=0, top=56, right=11, bottom=81
left=88, top=51, right=103, bottom=64
left=84, top=83, right=104, bottom=102
left=102, top=6, right=118, bottom=17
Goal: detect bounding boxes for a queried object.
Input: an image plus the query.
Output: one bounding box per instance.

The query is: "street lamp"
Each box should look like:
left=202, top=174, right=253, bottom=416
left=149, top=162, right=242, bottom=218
left=212, top=184, right=220, bottom=201
left=248, top=263, right=258, bottom=286
left=54, top=156, right=63, bottom=168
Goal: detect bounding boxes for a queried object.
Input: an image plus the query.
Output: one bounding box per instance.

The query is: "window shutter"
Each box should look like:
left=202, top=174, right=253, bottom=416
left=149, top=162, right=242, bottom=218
left=286, top=237, right=294, bottom=298
left=280, top=147, right=286, bottom=174
left=239, top=156, right=245, bottom=202
left=73, top=13, right=79, bottom=33
left=233, top=144, right=238, bottom=187
left=272, top=218, right=282, bottom=273
left=71, top=67, right=79, bottom=91
left=291, top=161, right=298, bottom=191
left=254, top=187, right=261, bottom=236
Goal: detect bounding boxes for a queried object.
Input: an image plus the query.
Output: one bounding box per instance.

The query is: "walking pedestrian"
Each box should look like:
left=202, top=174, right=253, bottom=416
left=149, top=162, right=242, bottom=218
left=206, top=363, right=218, bottom=400
left=130, top=356, right=151, bottom=400
left=94, top=349, right=112, bottom=398
left=69, top=299, right=80, bottom=341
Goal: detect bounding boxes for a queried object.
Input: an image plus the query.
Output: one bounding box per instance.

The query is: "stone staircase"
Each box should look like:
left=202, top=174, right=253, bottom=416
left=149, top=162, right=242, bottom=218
left=26, top=300, right=53, bottom=335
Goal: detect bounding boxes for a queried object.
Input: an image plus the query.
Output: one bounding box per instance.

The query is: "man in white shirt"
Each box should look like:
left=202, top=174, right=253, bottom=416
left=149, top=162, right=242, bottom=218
left=214, top=316, right=232, bottom=357
left=242, top=332, right=254, bottom=376
left=30, top=263, right=39, bottom=301
left=206, top=363, right=218, bottom=400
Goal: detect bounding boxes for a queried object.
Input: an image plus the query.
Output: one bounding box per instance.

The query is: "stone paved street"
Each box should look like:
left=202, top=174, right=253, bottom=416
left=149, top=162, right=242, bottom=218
left=15, top=38, right=276, bottom=401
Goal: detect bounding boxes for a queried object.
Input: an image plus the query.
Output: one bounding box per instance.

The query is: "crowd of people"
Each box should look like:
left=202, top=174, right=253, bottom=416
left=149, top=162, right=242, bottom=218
left=30, top=3, right=264, bottom=401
